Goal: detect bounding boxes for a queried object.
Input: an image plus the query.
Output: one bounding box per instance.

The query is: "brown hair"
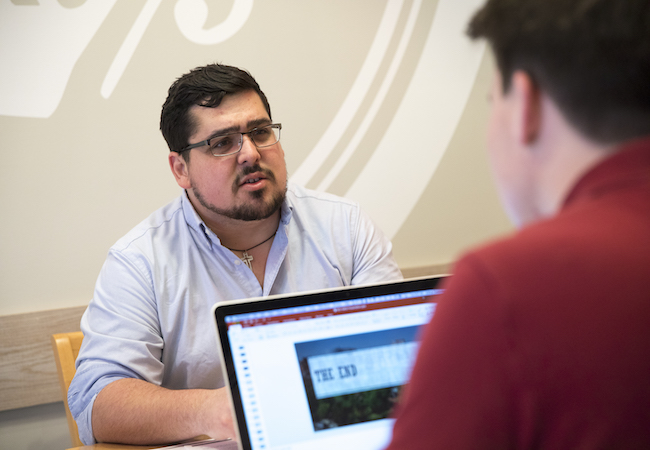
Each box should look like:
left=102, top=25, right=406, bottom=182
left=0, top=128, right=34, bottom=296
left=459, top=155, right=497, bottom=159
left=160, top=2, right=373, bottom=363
left=160, top=64, right=272, bottom=160
left=468, top=0, right=650, bottom=144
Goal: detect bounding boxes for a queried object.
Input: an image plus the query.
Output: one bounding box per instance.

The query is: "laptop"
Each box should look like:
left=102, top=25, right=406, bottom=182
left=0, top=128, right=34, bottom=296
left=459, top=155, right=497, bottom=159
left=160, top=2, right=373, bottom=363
left=208, top=275, right=447, bottom=450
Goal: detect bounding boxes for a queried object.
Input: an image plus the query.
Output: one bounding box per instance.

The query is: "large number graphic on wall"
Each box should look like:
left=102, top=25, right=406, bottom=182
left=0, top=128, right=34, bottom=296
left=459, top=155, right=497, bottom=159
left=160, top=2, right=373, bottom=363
left=0, top=0, right=116, bottom=118
left=0, top=0, right=254, bottom=116
left=0, top=0, right=484, bottom=239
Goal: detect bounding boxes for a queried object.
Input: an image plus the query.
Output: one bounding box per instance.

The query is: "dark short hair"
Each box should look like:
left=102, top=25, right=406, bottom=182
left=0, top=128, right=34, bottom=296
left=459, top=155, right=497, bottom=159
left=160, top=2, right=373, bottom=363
left=160, top=63, right=272, bottom=159
left=467, top=0, right=650, bottom=144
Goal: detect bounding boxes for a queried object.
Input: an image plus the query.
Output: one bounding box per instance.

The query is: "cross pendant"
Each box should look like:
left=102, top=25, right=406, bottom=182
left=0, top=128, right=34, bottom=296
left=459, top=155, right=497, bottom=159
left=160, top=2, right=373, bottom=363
left=240, top=251, right=254, bottom=269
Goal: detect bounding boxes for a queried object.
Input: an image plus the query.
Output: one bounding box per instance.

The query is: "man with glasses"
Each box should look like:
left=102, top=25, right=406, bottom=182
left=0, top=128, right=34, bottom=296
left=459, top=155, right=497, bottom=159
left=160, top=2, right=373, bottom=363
left=68, top=63, right=402, bottom=445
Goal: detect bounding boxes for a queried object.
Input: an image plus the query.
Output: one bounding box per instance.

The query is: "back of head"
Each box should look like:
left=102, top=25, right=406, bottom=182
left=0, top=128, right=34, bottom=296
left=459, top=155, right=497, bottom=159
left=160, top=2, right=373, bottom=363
left=468, top=0, right=650, bottom=145
left=160, top=63, right=272, bottom=155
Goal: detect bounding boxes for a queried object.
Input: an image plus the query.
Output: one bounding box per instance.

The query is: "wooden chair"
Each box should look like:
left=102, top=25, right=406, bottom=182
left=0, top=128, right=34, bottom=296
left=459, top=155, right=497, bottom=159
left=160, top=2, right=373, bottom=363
left=51, top=331, right=84, bottom=448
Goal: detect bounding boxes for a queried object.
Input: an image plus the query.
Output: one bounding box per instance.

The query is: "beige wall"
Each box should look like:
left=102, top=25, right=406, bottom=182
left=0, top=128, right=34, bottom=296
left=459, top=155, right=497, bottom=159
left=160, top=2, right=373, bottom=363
left=0, top=0, right=512, bottom=317
left=1, top=2, right=512, bottom=449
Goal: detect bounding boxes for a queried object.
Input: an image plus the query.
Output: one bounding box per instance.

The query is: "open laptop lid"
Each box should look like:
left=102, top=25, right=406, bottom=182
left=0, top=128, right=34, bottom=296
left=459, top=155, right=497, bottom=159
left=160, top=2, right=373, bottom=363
left=213, top=275, right=447, bottom=450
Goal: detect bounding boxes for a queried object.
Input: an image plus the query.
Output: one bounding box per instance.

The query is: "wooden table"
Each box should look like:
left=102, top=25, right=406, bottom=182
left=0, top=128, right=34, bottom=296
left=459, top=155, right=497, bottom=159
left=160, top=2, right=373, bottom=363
left=68, top=444, right=153, bottom=450
left=67, top=437, right=235, bottom=450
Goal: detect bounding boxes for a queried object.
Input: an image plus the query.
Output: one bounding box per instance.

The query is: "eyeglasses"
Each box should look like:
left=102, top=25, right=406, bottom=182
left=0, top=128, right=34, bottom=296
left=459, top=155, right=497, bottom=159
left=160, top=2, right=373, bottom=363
left=178, top=123, right=282, bottom=157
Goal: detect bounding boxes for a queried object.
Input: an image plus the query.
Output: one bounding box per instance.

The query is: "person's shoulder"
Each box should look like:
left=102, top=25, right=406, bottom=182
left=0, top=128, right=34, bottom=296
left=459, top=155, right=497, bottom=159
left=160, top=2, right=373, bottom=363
left=456, top=217, right=563, bottom=275
left=457, top=208, right=616, bottom=285
left=112, top=195, right=184, bottom=252
left=287, top=182, right=358, bottom=208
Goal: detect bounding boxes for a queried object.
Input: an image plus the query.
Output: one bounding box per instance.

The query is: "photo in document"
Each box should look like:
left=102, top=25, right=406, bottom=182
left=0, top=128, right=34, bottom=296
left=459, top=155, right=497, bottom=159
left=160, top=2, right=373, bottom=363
left=295, top=326, right=420, bottom=431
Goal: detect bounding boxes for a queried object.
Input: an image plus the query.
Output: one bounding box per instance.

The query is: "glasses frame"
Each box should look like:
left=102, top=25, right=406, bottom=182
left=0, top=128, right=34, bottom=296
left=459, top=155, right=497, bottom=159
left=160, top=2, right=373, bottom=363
left=177, top=123, right=282, bottom=157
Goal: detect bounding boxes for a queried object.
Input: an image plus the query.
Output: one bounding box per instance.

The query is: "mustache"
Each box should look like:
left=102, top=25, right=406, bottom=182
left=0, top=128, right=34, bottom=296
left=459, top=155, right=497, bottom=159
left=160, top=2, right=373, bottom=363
left=232, top=164, right=276, bottom=191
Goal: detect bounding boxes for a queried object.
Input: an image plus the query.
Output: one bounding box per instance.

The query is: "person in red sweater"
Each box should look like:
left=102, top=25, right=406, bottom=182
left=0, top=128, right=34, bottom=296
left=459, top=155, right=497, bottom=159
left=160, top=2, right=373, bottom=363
left=385, top=0, right=650, bottom=449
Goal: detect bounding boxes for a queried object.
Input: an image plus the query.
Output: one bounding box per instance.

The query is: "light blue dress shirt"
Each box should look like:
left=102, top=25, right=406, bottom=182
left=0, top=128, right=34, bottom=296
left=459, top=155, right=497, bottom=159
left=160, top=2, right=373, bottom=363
left=68, top=182, right=402, bottom=444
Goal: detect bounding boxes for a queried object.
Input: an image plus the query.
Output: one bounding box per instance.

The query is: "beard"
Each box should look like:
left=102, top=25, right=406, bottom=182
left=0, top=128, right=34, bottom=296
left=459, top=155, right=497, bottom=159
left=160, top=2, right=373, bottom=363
left=192, top=164, right=287, bottom=222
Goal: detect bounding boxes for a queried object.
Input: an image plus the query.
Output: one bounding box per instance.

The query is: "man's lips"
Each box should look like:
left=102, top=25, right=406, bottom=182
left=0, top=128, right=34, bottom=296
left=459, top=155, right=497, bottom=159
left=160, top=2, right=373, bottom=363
left=233, top=165, right=276, bottom=193
left=239, top=173, right=266, bottom=187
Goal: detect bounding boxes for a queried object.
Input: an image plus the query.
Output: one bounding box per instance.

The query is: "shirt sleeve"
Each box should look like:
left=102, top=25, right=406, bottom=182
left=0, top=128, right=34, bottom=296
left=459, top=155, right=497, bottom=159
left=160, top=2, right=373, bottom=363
left=384, top=254, right=518, bottom=449
left=67, top=247, right=164, bottom=445
left=349, top=207, right=403, bottom=285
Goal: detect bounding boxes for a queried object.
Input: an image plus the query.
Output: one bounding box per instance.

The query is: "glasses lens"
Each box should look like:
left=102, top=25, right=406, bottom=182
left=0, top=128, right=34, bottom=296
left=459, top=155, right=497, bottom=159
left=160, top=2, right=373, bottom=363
left=251, top=124, right=280, bottom=148
left=209, top=134, right=241, bottom=156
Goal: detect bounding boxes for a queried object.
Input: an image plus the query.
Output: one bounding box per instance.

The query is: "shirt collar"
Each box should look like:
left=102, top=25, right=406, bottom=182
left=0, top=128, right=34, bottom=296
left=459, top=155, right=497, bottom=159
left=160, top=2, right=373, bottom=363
left=280, top=182, right=295, bottom=226
left=181, top=187, right=295, bottom=248
left=181, top=191, right=219, bottom=248
left=563, top=135, right=650, bottom=209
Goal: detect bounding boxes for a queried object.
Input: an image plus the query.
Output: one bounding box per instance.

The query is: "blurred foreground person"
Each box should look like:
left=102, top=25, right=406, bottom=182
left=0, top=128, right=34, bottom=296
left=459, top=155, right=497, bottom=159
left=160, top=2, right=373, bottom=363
left=386, top=0, right=650, bottom=448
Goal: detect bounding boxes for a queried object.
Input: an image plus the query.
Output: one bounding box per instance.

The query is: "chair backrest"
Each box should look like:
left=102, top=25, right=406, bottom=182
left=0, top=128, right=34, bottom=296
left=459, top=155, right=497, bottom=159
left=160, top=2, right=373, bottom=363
left=51, top=331, right=84, bottom=448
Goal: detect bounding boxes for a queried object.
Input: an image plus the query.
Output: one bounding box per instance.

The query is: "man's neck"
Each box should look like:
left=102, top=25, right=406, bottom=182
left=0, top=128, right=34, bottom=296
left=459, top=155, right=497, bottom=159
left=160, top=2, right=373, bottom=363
left=212, top=212, right=281, bottom=252
left=532, top=102, right=617, bottom=219
left=184, top=190, right=282, bottom=250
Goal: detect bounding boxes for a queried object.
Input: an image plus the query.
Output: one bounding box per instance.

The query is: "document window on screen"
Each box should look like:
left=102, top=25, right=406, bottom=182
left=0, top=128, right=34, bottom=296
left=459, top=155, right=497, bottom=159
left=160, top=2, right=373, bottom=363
left=223, top=288, right=440, bottom=450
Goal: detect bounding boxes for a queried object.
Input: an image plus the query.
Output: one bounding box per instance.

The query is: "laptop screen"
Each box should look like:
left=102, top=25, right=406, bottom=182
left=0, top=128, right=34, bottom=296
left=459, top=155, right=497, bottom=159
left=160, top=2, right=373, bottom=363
left=213, top=276, right=446, bottom=450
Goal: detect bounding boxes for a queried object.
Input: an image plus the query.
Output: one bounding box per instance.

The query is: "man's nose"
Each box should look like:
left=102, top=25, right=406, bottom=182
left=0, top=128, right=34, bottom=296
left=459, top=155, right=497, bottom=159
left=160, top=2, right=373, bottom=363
left=237, top=134, right=261, bottom=165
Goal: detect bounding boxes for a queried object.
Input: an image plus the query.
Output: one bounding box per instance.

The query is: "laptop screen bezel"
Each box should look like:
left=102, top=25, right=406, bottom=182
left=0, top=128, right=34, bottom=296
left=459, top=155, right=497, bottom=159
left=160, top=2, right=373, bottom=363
left=212, top=275, right=446, bottom=450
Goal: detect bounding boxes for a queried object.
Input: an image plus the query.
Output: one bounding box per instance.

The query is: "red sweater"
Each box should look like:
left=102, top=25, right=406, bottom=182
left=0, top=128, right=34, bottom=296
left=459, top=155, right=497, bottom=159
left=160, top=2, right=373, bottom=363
left=386, top=138, right=650, bottom=449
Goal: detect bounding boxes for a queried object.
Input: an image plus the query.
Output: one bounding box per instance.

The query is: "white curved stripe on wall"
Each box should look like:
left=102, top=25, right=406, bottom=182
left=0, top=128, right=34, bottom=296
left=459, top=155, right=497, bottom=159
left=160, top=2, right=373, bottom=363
left=174, top=0, right=254, bottom=45
left=345, top=0, right=486, bottom=239
left=0, top=1, right=117, bottom=118
left=101, top=0, right=163, bottom=99
left=290, top=0, right=405, bottom=187
left=316, top=0, right=422, bottom=192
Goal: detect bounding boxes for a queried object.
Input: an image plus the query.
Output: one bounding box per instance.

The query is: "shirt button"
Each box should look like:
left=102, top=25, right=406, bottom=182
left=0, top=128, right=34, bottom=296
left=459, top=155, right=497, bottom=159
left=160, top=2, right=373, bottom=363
left=234, top=259, right=241, bottom=265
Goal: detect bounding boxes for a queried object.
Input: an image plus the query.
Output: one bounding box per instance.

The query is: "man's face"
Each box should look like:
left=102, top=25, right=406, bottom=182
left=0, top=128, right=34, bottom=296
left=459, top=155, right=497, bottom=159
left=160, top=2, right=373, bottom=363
left=486, top=70, right=537, bottom=227
left=170, top=90, right=288, bottom=225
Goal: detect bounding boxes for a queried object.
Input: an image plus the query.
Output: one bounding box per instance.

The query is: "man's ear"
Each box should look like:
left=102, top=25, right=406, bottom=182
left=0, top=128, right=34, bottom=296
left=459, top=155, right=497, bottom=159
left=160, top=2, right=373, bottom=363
left=511, top=71, right=542, bottom=145
left=169, top=152, right=191, bottom=189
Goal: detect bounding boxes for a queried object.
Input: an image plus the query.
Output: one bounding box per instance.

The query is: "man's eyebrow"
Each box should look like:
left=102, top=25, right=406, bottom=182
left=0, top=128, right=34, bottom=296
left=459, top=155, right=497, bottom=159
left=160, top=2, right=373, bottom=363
left=205, top=118, right=272, bottom=140
left=246, top=118, right=272, bottom=129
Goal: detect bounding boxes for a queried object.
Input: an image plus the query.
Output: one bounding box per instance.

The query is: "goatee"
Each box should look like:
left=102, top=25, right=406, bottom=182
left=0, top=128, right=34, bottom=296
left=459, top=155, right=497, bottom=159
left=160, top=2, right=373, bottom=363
left=193, top=165, right=287, bottom=221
